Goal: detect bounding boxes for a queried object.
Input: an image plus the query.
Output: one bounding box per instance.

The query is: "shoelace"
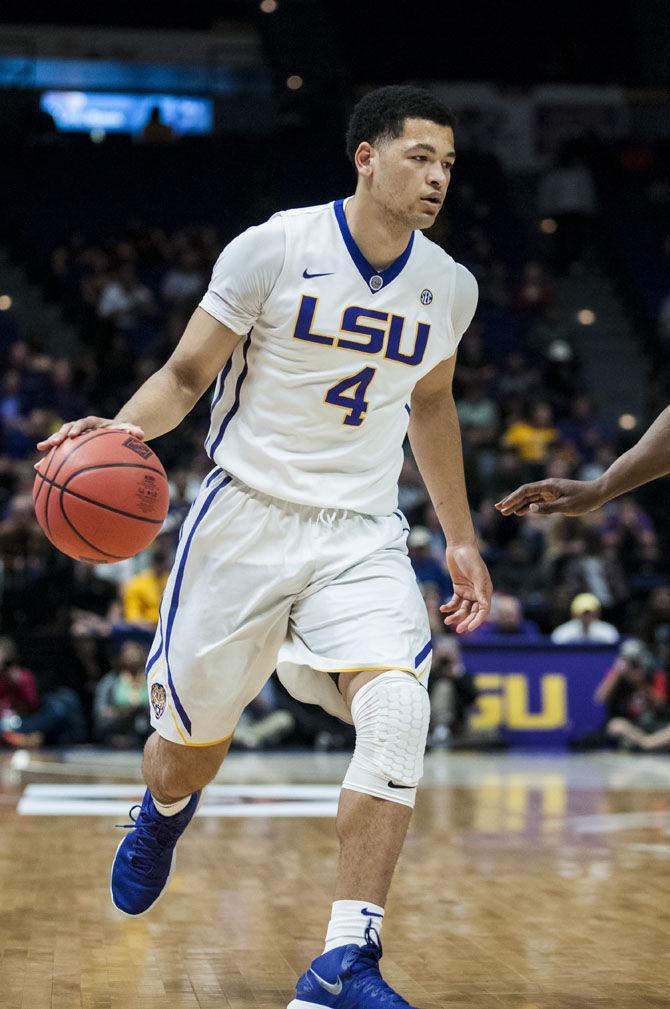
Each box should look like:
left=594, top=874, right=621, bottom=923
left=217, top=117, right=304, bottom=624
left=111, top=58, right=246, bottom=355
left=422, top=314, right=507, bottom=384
left=115, top=804, right=179, bottom=876
left=348, top=927, right=413, bottom=1007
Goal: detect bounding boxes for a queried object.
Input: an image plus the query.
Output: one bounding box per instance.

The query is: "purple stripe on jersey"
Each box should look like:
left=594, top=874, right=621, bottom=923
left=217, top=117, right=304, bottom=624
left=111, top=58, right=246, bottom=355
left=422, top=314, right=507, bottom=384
left=145, top=606, right=165, bottom=678
left=163, top=472, right=233, bottom=736
left=145, top=467, right=222, bottom=695
left=205, top=466, right=222, bottom=487
left=208, top=333, right=252, bottom=459
left=414, top=639, right=433, bottom=668
left=394, top=509, right=410, bottom=534
left=205, top=356, right=234, bottom=454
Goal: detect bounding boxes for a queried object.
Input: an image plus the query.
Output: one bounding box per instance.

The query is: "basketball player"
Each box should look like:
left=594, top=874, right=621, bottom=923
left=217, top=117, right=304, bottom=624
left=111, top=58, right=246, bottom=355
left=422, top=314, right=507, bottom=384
left=495, top=404, right=670, bottom=516
left=38, top=86, right=492, bottom=1008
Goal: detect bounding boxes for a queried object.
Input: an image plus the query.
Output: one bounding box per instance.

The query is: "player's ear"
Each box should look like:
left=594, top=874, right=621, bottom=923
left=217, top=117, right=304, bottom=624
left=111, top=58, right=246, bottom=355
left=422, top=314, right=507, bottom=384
left=355, top=142, right=374, bottom=176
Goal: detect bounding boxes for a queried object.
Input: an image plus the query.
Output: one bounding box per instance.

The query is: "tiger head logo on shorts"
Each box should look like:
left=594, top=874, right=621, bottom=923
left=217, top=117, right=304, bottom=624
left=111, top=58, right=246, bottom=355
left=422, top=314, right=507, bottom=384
left=150, top=682, right=167, bottom=719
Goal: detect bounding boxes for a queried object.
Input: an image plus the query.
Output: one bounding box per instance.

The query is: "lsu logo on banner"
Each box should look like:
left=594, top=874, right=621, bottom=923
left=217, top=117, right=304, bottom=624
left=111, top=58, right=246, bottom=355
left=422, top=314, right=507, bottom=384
left=471, top=673, right=567, bottom=731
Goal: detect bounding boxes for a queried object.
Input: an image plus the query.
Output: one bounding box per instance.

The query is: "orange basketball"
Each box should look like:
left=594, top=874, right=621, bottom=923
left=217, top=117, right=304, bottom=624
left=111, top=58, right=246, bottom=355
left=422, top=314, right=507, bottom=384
left=33, top=429, right=170, bottom=563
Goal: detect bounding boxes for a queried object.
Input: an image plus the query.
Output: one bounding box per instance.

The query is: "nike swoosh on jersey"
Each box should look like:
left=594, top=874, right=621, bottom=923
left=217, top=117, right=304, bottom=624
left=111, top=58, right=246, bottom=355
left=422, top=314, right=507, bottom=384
left=302, top=269, right=335, bottom=278
left=388, top=781, right=412, bottom=789
left=310, top=969, right=343, bottom=995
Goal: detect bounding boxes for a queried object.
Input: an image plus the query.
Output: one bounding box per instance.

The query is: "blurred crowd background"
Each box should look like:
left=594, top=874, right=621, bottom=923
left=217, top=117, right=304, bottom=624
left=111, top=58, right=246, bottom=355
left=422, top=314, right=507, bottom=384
left=1, top=2, right=670, bottom=753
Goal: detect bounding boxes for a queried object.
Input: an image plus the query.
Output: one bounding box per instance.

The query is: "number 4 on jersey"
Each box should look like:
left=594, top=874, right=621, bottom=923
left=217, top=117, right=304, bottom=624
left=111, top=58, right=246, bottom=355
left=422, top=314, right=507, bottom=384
left=325, top=366, right=376, bottom=427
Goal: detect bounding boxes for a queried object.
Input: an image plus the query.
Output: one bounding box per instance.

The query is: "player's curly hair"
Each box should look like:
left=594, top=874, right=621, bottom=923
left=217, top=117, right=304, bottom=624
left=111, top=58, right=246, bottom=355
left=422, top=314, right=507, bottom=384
left=345, top=85, right=457, bottom=167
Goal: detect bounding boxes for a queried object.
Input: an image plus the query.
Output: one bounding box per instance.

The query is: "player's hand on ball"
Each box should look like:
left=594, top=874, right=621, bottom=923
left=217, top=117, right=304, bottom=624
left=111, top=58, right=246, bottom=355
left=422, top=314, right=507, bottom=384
left=441, top=544, right=492, bottom=634
left=36, top=417, right=145, bottom=452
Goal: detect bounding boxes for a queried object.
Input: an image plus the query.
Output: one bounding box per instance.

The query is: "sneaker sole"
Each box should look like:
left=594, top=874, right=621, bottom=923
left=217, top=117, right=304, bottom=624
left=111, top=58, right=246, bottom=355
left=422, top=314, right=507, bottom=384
left=287, top=1001, right=330, bottom=1008
left=109, top=791, right=201, bottom=917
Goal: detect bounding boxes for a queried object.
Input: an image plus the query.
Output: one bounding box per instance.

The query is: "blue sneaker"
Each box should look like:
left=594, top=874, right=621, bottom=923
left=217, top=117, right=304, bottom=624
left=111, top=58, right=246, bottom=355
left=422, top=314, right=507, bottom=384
left=110, top=788, right=200, bottom=915
left=288, top=926, right=419, bottom=1008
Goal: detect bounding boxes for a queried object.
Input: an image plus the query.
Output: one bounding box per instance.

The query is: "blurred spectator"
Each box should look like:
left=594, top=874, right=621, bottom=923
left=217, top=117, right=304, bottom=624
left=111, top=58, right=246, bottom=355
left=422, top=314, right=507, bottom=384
left=426, top=636, right=479, bottom=749
left=557, top=528, right=628, bottom=615
left=233, top=676, right=296, bottom=750
left=0, top=634, right=38, bottom=723
left=511, top=261, right=553, bottom=320
left=478, top=446, right=526, bottom=503
left=161, top=248, right=205, bottom=310
left=495, top=351, right=541, bottom=404
left=422, top=503, right=447, bottom=557
left=635, top=585, right=670, bottom=668
left=48, top=359, right=88, bottom=421
left=63, top=561, right=122, bottom=711
left=557, top=395, right=610, bottom=463
left=501, top=401, right=559, bottom=471
left=456, top=383, right=499, bottom=449
left=542, top=339, right=581, bottom=416
left=469, top=592, right=542, bottom=641
left=97, top=263, right=158, bottom=352
left=0, top=487, right=57, bottom=628
left=478, top=257, right=510, bottom=314
left=551, top=592, right=620, bottom=644
left=162, top=468, right=197, bottom=548
left=422, top=584, right=447, bottom=638
left=600, top=497, right=657, bottom=579
left=577, top=442, right=617, bottom=483
left=140, top=106, right=177, bottom=145
left=0, top=635, right=85, bottom=748
left=489, top=538, right=535, bottom=597
left=121, top=546, right=170, bottom=630
left=93, top=640, right=150, bottom=748
left=454, top=325, right=496, bottom=394
left=397, top=455, right=427, bottom=523
left=407, top=526, right=452, bottom=597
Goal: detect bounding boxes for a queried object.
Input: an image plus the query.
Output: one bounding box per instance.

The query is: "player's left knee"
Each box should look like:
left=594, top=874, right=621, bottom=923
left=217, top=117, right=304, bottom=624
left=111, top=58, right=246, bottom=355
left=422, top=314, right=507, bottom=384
left=342, top=669, right=430, bottom=809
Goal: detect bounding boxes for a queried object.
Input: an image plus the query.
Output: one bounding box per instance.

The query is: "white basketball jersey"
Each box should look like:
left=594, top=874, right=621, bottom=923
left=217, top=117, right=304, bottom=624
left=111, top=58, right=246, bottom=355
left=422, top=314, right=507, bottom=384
left=199, top=198, right=476, bottom=515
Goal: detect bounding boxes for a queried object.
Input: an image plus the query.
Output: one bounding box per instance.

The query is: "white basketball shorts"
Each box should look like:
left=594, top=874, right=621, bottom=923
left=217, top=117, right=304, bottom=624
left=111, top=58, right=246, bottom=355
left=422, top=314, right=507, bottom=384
left=145, top=467, right=433, bottom=746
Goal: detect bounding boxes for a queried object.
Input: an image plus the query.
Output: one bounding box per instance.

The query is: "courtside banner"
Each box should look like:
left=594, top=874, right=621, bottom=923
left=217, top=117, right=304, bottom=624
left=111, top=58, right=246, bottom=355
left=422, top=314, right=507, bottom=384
left=460, top=641, right=619, bottom=748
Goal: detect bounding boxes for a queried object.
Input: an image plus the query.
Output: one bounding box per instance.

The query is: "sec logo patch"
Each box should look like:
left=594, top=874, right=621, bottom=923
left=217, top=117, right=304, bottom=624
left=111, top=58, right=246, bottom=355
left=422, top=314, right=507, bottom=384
left=420, top=289, right=433, bottom=305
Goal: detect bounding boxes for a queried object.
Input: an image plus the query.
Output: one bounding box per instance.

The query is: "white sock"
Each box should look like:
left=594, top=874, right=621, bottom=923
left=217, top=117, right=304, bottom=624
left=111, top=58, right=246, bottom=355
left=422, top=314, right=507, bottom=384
left=152, top=794, right=191, bottom=817
left=324, top=900, right=385, bottom=952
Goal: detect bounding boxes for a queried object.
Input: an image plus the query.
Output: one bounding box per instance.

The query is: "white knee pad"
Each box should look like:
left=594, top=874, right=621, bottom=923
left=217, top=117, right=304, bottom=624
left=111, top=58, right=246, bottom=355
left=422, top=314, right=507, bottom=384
left=342, top=670, right=430, bottom=808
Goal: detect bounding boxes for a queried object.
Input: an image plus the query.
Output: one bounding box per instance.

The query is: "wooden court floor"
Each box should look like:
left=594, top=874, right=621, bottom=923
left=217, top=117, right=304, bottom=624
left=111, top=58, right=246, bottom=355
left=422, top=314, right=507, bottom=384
left=1, top=749, right=670, bottom=1009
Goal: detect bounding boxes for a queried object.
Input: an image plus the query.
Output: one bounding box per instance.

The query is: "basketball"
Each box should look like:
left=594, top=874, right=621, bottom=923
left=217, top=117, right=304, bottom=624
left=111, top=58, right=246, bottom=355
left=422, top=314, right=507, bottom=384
left=33, top=429, right=170, bottom=563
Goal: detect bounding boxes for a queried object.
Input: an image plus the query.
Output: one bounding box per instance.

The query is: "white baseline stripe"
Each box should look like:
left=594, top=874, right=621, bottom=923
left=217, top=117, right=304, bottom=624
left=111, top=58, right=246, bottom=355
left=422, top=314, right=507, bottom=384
left=22, top=783, right=341, bottom=799
left=18, top=798, right=339, bottom=817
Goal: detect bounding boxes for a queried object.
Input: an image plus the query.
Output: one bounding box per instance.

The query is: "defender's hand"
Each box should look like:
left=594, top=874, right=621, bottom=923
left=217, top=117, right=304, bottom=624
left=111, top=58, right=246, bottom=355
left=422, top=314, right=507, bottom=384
left=495, top=477, right=604, bottom=517
left=441, top=544, right=492, bottom=634
left=36, top=417, right=145, bottom=451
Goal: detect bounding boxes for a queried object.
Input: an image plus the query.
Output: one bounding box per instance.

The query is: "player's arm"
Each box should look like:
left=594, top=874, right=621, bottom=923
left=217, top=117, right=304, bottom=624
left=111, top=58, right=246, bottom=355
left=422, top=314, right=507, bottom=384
left=495, top=404, right=670, bottom=517
left=409, top=354, right=492, bottom=633
left=37, top=308, right=243, bottom=449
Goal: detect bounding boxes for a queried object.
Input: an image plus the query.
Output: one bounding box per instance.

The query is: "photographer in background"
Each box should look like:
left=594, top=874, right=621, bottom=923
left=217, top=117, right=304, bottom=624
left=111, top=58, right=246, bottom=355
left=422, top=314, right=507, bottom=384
left=595, top=639, right=670, bottom=751
left=427, top=636, right=479, bottom=749
left=0, top=634, right=86, bottom=749
left=0, top=634, right=39, bottom=728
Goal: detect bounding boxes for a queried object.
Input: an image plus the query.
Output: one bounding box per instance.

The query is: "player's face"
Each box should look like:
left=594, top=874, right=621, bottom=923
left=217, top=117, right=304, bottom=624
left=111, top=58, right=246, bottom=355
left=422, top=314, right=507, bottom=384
left=372, top=118, right=456, bottom=230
